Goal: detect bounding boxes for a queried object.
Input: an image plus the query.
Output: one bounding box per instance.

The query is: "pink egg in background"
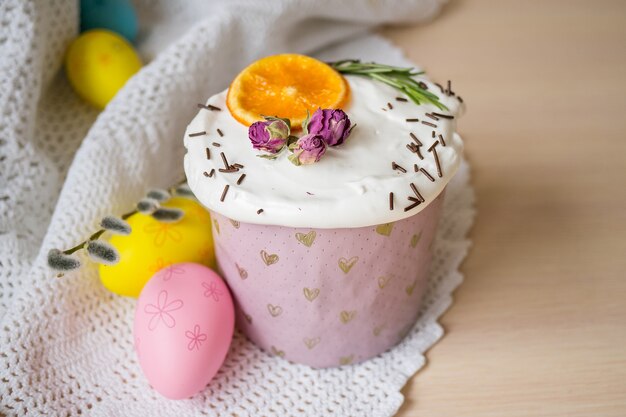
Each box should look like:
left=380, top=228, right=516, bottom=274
left=134, top=262, right=234, bottom=399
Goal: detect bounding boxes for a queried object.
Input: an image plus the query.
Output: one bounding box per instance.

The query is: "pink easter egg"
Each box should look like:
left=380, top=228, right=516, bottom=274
left=134, top=262, right=234, bottom=399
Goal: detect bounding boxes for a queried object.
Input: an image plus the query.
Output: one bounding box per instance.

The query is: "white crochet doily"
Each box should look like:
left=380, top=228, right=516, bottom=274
left=0, top=0, right=474, bottom=415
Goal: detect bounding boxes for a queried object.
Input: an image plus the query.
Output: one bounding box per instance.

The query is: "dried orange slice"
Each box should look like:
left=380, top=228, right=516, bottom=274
left=226, top=54, right=350, bottom=129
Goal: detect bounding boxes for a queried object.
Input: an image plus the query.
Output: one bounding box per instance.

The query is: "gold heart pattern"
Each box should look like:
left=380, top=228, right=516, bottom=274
left=229, top=219, right=240, bottom=229
left=267, top=304, right=283, bottom=317
left=405, top=279, right=418, bottom=296
left=303, top=287, right=320, bottom=302
left=373, top=324, right=385, bottom=337
left=213, top=219, right=220, bottom=235
left=340, top=310, right=356, bottom=324
left=339, top=355, right=354, bottom=366
left=271, top=346, right=285, bottom=358
left=236, top=263, right=248, bottom=279
left=377, top=275, right=391, bottom=289
left=410, top=231, right=422, bottom=248
left=295, top=230, right=316, bottom=247
left=260, top=250, right=279, bottom=266
left=243, top=313, right=253, bottom=324
left=303, top=337, right=321, bottom=350
left=338, top=256, right=358, bottom=274
left=375, top=222, right=394, bottom=236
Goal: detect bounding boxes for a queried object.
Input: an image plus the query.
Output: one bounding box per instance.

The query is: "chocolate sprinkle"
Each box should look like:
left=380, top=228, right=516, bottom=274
left=409, top=183, right=425, bottom=202
left=418, top=81, right=428, bottom=90
left=409, top=132, right=423, bottom=146
left=414, top=164, right=419, bottom=172
left=188, top=131, right=206, bottom=137
left=439, top=133, right=446, bottom=146
left=220, top=185, right=229, bottom=202
left=197, top=104, right=222, bottom=111
left=432, top=112, right=454, bottom=119
left=405, top=118, right=419, bottom=122
left=396, top=97, right=408, bottom=102
left=212, top=142, right=221, bottom=147
left=421, top=120, right=437, bottom=128
left=217, top=128, right=224, bottom=137
left=219, top=167, right=239, bottom=173
left=432, top=130, right=436, bottom=138
left=389, top=192, right=394, bottom=210
left=257, top=208, right=264, bottom=214
left=420, top=168, right=436, bottom=182
left=391, top=162, right=407, bottom=173
left=203, top=171, right=209, bottom=177
left=447, top=80, right=452, bottom=96
left=406, top=142, right=424, bottom=160
left=237, top=173, right=246, bottom=185
left=232, top=163, right=244, bottom=169
left=404, top=201, right=421, bottom=212
left=209, top=168, right=215, bottom=177
left=220, top=152, right=229, bottom=169
left=425, top=113, right=439, bottom=121
left=458, top=96, right=464, bottom=103
left=205, top=147, right=211, bottom=159
left=434, top=83, right=444, bottom=93
left=387, top=102, right=393, bottom=110
left=428, top=141, right=443, bottom=177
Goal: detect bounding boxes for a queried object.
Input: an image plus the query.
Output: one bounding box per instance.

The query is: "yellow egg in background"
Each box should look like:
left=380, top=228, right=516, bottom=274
left=99, top=197, right=215, bottom=297
left=65, top=29, right=142, bottom=109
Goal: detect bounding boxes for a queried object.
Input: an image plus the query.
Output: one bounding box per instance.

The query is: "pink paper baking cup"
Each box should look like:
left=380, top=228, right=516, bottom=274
left=210, top=191, right=445, bottom=368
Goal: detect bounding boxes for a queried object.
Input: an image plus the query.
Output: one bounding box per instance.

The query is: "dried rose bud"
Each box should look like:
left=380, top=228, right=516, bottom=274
left=307, top=108, right=353, bottom=146
left=288, top=133, right=327, bottom=166
left=248, top=117, right=290, bottom=154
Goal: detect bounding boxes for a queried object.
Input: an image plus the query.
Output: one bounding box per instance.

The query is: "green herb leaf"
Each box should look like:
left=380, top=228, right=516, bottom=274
left=257, top=154, right=280, bottom=160
left=262, top=115, right=291, bottom=130
left=327, top=59, right=447, bottom=111
left=301, top=109, right=311, bottom=134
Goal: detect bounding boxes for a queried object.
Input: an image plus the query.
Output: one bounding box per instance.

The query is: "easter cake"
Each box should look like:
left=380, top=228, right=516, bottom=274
left=183, top=54, right=464, bottom=368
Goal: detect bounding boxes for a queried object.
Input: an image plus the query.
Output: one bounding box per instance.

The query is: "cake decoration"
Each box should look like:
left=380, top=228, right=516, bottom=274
left=197, top=103, right=221, bottom=111
left=327, top=59, right=447, bottom=110
left=184, top=53, right=464, bottom=227
left=306, top=108, right=353, bottom=146
left=226, top=54, right=350, bottom=128
left=247, top=109, right=355, bottom=166
left=248, top=116, right=290, bottom=154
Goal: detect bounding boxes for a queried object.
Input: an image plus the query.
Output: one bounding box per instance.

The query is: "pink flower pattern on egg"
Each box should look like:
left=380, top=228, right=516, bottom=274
left=159, top=264, right=186, bottom=281
left=202, top=281, right=222, bottom=302
left=185, top=324, right=208, bottom=351
left=134, top=263, right=235, bottom=399
left=144, top=290, right=184, bottom=330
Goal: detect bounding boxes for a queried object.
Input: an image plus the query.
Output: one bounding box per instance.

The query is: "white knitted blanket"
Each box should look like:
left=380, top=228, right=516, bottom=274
left=0, top=0, right=475, bottom=415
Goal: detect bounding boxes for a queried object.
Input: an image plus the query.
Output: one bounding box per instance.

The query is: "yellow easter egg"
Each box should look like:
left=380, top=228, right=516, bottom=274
left=65, top=29, right=142, bottom=109
left=99, top=197, right=215, bottom=297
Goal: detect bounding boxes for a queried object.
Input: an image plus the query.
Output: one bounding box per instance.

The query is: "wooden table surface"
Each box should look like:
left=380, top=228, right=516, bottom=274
left=380, top=0, right=626, bottom=415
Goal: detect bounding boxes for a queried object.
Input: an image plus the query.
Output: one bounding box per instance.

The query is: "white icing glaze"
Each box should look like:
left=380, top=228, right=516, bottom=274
left=184, top=76, right=464, bottom=228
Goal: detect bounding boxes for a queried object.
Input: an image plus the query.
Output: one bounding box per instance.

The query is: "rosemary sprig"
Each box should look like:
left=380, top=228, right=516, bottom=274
left=327, top=59, right=448, bottom=111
